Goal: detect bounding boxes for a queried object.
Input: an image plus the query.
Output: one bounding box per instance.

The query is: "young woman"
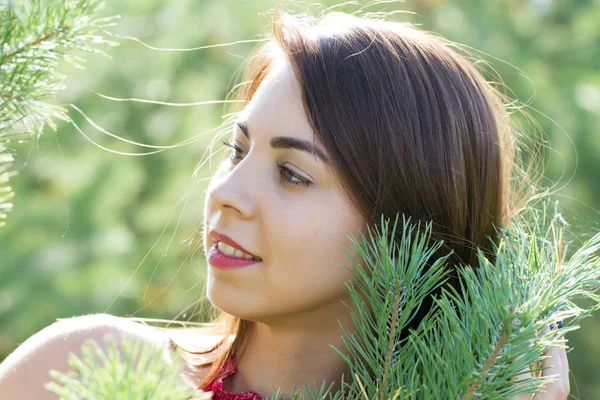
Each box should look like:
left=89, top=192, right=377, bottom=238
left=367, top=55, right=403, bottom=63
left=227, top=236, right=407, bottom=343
left=0, top=6, right=570, bottom=400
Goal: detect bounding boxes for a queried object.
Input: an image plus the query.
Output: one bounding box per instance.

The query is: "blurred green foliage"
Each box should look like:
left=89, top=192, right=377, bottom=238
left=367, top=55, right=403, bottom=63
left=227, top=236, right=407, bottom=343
left=1, top=0, right=599, bottom=397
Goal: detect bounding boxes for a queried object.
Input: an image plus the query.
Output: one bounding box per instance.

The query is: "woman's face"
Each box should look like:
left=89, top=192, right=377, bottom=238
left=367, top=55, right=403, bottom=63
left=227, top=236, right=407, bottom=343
left=203, top=59, right=368, bottom=326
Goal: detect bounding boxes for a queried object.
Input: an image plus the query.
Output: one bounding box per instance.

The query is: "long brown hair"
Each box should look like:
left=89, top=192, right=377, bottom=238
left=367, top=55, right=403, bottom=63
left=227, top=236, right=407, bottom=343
left=167, top=6, right=540, bottom=391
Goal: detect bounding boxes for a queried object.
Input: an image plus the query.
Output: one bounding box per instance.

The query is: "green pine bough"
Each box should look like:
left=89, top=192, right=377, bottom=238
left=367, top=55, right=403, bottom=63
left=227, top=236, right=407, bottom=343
left=44, top=334, right=211, bottom=400
left=45, top=198, right=600, bottom=399
left=333, top=198, right=599, bottom=399
left=0, top=0, right=118, bottom=228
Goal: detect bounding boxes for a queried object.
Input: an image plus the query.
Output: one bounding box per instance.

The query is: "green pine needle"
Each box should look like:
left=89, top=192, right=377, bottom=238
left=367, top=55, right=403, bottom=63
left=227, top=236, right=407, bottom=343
left=44, top=333, right=212, bottom=400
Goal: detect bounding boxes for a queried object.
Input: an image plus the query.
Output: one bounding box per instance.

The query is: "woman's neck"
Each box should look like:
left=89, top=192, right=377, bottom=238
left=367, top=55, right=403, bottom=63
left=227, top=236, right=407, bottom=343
left=225, top=303, right=357, bottom=397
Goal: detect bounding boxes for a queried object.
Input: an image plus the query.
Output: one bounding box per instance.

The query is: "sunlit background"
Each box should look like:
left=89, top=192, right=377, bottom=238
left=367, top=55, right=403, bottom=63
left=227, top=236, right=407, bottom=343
left=1, top=0, right=599, bottom=397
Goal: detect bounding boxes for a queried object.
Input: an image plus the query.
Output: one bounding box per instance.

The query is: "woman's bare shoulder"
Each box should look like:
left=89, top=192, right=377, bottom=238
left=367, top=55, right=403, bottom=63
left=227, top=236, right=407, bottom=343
left=0, top=313, right=170, bottom=399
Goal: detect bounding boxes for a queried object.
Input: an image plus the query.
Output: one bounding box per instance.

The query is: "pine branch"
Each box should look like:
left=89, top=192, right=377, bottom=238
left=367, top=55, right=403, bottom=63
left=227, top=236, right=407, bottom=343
left=45, top=334, right=212, bottom=399
left=461, top=307, right=514, bottom=399
left=0, top=0, right=119, bottom=228
left=380, top=280, right=403, bottom=400
left=329, top=196, right=600, bottom=399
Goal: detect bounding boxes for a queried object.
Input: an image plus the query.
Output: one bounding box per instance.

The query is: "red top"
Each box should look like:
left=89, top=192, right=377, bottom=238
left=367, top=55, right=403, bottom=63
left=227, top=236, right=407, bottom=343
left=202, top=356, right=263, bottom=400
left=202, top=355, right=351, bottom=400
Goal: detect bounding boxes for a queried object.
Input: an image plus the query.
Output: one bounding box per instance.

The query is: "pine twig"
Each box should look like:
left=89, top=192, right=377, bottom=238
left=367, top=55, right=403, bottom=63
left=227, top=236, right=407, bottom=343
left=0, top=0, right=119, bottom=228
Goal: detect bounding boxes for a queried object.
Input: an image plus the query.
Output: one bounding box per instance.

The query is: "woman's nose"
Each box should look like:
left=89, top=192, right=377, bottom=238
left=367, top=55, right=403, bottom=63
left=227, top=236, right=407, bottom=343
left=207, top=161, right=257, bottom=220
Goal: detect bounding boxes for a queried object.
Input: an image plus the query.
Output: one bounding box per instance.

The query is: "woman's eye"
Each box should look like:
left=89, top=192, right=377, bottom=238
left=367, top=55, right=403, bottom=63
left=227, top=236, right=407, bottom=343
left=221, top=139, right=243, bottom=161
left=277, top=163, right=313, bottom=188
left=220, top=140, right=313, bottom=188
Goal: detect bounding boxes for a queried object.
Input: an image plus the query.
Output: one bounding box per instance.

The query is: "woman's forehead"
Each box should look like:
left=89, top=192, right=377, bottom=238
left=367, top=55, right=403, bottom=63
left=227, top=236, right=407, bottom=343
left=239, top=61, right=311, bottom=140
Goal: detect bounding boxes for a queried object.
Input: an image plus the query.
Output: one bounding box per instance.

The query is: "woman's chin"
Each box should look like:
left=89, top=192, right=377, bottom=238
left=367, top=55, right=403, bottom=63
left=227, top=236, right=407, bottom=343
left=206, top=283, right=260, bottom=318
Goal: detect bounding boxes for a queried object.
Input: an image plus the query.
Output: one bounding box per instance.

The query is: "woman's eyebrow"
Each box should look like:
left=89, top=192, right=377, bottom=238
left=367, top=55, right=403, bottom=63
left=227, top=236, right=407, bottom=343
left=235, top=121, right=330, bottom=165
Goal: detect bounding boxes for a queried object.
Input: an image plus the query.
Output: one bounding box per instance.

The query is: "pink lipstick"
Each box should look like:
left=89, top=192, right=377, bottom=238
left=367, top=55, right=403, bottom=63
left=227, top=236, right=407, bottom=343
left=208, top=243, right=262, bottom=270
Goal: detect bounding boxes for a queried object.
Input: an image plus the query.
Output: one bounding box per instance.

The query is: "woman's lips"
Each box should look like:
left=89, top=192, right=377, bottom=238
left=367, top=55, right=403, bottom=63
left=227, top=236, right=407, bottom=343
left=208, top=243, right=262, bottom=270
left=208, top=230, right=261, bottom=259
